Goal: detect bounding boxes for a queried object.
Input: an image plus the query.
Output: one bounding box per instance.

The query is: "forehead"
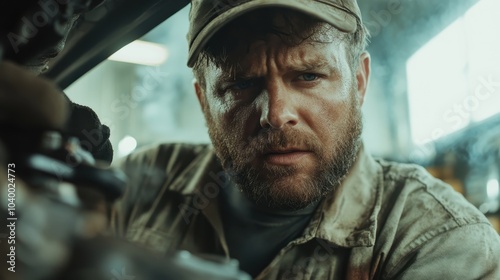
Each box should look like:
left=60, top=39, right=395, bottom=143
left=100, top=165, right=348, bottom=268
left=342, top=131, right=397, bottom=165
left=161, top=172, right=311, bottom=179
left=206, top=9, right=348, bottom=74
left=234, top=38, right=346, bottom=77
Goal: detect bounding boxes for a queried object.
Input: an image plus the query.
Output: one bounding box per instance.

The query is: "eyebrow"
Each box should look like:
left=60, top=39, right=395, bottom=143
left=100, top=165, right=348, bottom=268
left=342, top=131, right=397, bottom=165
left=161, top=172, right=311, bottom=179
left=214, top=58, right=337, bottom=88
left=233, top=61, right=333, bottom=78
left=217, top=67, right=260, bottom=83
left=289, top=60, right=334, bottom=73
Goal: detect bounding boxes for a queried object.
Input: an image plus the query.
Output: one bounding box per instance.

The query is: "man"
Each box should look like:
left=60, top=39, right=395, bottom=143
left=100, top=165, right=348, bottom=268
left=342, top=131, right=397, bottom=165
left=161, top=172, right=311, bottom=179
left=112, top=0, right=500, bottom=279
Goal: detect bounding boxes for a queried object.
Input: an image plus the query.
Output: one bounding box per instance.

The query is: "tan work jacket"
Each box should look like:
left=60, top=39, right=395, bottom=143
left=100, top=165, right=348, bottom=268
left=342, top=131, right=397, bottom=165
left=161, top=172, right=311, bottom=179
left=112, top=143, right=500, bottom=279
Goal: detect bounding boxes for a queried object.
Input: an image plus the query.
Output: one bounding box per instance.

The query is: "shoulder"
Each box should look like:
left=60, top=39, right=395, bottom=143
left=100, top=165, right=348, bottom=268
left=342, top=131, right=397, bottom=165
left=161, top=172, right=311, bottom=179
left=373, top=160, right=500, bottom=278
left=113, top=142, right=214, bottom=199
left=115, top=143, right=213, bottom=179
left=110, top=143, right=216, bottom=234
left=376, top=159, right=488, bottom=228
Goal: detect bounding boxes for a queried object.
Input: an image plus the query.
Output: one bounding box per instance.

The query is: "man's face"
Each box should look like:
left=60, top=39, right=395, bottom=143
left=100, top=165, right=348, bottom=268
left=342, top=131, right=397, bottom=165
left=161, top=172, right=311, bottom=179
left=196, top=20, right=370, bottom=211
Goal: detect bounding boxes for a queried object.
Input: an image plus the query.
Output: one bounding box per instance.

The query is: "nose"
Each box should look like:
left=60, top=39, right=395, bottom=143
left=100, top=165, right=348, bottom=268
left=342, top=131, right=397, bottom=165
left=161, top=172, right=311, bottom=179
left=259, top=81, right=299, bottom=129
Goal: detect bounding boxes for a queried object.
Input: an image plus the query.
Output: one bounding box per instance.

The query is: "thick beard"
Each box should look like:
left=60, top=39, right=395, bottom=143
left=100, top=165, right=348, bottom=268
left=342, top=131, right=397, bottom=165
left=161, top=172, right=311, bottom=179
left=205, top=94, right=363, bottom=211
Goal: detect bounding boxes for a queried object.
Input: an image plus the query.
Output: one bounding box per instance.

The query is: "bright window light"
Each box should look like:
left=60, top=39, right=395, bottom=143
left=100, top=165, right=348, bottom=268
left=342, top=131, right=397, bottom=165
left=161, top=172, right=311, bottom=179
left=407, top=19, right=468, bottom=145
left=108, top=40, right=169, bottom=66
left=463, top=0, right=500, bottom=122
left=118, top=136, right=137, bottom=157
left=407, top=0, right=500, bottom=146
left=487, top=179, right=499, bottom=199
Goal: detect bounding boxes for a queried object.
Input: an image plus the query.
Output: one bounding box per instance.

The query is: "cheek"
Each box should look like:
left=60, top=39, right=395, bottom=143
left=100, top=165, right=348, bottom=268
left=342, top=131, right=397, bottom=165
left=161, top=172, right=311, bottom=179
left=227, top=104, right=262, bottom=145
left=206, top=96, right=250, bottom=133
left=303, top=84, right=354, bottom=141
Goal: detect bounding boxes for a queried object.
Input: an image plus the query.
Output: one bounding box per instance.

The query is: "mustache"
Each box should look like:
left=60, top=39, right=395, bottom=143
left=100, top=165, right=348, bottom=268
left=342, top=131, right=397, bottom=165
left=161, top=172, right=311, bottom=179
left=243, top=128, right=321, bottom=156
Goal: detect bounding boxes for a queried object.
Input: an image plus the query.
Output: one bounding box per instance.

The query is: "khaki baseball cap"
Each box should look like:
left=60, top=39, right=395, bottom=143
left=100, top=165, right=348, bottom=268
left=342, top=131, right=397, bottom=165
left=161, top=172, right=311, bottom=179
left=187, top=0, right=362, bottom=67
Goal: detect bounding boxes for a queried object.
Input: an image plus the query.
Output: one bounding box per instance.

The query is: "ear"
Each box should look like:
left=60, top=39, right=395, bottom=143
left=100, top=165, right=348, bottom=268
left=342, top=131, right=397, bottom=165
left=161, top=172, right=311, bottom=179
left=355, top=51, right=371, bottom=106
left=194, top=80, right=206, bottom=112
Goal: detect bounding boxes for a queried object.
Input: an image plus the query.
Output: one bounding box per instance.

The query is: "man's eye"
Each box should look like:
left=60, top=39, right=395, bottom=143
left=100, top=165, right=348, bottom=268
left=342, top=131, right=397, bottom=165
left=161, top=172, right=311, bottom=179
left=299, top=73, right=319, bottom=81
left=232, top=80, right=255, bottom=90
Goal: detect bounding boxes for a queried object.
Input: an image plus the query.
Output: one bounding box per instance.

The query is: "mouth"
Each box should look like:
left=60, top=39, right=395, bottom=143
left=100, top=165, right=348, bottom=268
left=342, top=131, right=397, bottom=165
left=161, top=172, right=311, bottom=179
left=262, top=148, right=312, bottom=165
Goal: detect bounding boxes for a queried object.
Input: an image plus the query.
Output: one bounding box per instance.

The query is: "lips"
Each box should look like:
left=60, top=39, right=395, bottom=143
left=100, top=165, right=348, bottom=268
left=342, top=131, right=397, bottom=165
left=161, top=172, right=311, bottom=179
left=262, top=148, right=312, bottom=165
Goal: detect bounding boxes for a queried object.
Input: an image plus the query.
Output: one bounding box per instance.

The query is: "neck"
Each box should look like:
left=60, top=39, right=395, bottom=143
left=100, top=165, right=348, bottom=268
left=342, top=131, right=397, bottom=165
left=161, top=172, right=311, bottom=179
left=222, top=183, right=321, bottom=219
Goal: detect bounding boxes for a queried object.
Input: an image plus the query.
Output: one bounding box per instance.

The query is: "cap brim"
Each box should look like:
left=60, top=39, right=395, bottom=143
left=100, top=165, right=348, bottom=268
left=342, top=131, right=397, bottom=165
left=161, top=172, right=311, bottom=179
left=187, top=0, right=357, bottom=67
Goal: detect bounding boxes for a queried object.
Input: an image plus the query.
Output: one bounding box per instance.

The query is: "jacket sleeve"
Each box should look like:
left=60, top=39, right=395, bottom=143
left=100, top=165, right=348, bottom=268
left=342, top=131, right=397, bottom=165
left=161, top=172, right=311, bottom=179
left=108, top=145, right=168, bottom=238
left=387, top=222, right=500, bottom=279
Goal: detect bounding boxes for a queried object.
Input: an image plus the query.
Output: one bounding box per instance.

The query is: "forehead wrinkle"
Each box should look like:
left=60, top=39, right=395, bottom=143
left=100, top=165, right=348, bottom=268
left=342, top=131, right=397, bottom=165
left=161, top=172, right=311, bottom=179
left=249, top=40, right=332, bottom=78
left=274, top=41, right=341, bottom=74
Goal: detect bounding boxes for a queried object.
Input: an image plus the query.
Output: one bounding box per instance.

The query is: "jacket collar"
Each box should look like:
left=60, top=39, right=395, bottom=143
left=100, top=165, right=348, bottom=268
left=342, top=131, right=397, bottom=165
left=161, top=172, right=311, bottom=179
left=312, top=145, right=383, bottom=247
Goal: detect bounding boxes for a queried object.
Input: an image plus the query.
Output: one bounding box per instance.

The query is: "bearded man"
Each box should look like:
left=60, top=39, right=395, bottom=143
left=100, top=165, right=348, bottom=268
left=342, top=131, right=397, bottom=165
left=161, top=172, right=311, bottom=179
left=112, top=1, right=500, bottom=279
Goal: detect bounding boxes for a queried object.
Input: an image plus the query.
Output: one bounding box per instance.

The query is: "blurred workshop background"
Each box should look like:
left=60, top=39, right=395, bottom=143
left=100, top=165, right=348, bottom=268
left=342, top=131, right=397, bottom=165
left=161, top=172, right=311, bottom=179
left=65, top=0, right=500, bottom=232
